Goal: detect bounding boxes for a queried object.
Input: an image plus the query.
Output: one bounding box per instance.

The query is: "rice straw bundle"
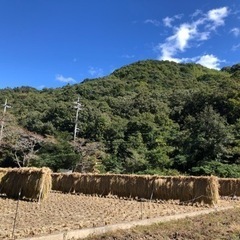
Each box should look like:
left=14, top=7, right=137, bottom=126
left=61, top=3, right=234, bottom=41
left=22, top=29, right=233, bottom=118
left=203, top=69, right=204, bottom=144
left=0, top=167, right=52, bottom=201
left=153, top=176, right=183, bottom=200
left=51, top=173, right=63, bottom=191
left=0, top=168, right=9, bottom=183
left=219, top=178, right=240, bottom=196
left=191, top=176, right=219, bottom=205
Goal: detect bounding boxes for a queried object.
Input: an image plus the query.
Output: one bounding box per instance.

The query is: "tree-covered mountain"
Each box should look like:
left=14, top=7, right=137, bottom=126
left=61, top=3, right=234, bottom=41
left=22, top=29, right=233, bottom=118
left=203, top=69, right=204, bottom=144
left=1, top=60, right=240, bottom=177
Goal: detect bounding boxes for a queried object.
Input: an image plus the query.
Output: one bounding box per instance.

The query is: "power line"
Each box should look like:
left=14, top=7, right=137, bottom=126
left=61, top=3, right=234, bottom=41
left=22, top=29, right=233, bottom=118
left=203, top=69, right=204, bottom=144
left=0, top=99, right=11, bottom=143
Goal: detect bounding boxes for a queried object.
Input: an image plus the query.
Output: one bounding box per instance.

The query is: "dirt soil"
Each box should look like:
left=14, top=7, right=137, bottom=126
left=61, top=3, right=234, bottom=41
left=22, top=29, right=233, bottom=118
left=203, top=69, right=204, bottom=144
left=0, top=192, right=239, bottom=239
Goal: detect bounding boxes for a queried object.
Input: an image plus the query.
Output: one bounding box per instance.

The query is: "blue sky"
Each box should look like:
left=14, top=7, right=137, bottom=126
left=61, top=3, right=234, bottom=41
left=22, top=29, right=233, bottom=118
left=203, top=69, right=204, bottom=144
left=0, top=0, right=239, bottom=89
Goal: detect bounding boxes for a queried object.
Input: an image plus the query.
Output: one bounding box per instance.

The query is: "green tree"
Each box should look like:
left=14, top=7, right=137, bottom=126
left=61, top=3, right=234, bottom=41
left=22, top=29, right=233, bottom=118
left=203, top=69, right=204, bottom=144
left=36, top=140, right=80, bottom=172
left=174, top=106, right=233, bottom=173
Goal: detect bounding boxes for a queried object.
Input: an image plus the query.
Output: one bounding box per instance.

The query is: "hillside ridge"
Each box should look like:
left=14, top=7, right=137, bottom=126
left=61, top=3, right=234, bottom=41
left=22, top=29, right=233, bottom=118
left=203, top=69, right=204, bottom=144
left=0, top=60, right=240, bottom=177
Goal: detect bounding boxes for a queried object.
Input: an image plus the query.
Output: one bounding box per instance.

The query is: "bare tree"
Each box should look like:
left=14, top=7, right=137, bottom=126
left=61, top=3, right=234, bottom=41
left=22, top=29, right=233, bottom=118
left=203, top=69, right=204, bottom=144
left=1, top=121, right=44, bottom=167
left=73, top=138, right=106, bottom=173
left=12, top=130, right=44, bottom=167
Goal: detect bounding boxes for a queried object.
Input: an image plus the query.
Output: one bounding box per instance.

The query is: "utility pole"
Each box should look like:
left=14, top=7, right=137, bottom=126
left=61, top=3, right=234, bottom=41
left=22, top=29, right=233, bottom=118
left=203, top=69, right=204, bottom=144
left=0, top=99, right=11, bottom=143
left=73, top=96, right=83, bottom=143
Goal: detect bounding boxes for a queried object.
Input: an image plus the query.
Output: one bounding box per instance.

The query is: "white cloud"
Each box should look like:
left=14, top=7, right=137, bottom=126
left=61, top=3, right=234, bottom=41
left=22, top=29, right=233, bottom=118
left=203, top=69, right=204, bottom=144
left=175, top=14, right=183, bottom=20
left=230, top=28, right=240, bottom=37
left=144, top=19, right=160, bottom=27
left=157, top=6, right=229, bottom=64
left=191, top=9, right=203, bottom=18
left=176, top=24, right=197, bottom=50
left=163, top=17, right=174, bottom=28
left=88, top=67, right=104, bottom=77
left=158, top=23, right=198, bottom=61
left=232, top=43, right=240, bottom=51
left=157, top=43, right=181, bottom=62
left=196, top=54, right=221, bottom=69
left=207, top=7, right=229, bottom=29
left=198, top=31, right=210, bottom=41
left=175, top=56, right=198, bottom=62
left=172, top=54, right=222, bottom=70
left=56, top=74, right=76, bottom=83
left=162, top=14, right=183, bottom=28
left=122, top=54, right=135, bottom=59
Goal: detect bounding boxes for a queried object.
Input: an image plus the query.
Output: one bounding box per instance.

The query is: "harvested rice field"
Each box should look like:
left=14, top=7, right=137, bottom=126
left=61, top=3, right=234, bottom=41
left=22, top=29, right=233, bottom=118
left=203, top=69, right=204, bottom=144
left=0, top=192, right=240, bottom=239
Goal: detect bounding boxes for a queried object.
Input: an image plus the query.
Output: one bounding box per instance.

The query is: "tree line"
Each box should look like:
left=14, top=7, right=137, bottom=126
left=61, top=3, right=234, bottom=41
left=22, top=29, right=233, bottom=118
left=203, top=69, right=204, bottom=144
left=0, top=60, right=240, bottom=177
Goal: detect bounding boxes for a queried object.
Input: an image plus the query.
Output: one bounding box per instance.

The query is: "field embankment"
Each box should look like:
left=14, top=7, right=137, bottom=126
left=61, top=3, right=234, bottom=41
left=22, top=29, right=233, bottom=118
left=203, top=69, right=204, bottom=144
left=85, top=205, right=240, bottom=240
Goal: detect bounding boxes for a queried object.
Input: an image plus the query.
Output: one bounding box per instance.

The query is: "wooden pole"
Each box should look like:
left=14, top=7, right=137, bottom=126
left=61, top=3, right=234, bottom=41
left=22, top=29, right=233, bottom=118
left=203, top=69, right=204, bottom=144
left=0, top=99, right=11, bottom=143
left=73, top=97, right=83, bottom=143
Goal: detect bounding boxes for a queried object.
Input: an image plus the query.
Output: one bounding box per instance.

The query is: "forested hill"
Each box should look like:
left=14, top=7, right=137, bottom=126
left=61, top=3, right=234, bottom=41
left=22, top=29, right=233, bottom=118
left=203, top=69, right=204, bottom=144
left=1, top=60, right=240, bottom=177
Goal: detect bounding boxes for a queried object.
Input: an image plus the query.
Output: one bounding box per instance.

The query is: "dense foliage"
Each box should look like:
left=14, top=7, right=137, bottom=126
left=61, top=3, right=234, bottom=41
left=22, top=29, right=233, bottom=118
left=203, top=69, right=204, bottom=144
left=1, top=60, right=240, bottom=177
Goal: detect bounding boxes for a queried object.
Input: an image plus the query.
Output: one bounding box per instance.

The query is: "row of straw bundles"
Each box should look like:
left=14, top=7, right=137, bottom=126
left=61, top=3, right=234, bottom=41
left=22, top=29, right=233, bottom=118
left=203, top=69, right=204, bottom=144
left=52, top=173, right=155, bottom=197
left=218, top=178, right=240, bottom=196
left=52, top=173, right=219, bottom=205
left=0, top=167, right=52, bottom=201
left=52, top=173, right=113, bottom=195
